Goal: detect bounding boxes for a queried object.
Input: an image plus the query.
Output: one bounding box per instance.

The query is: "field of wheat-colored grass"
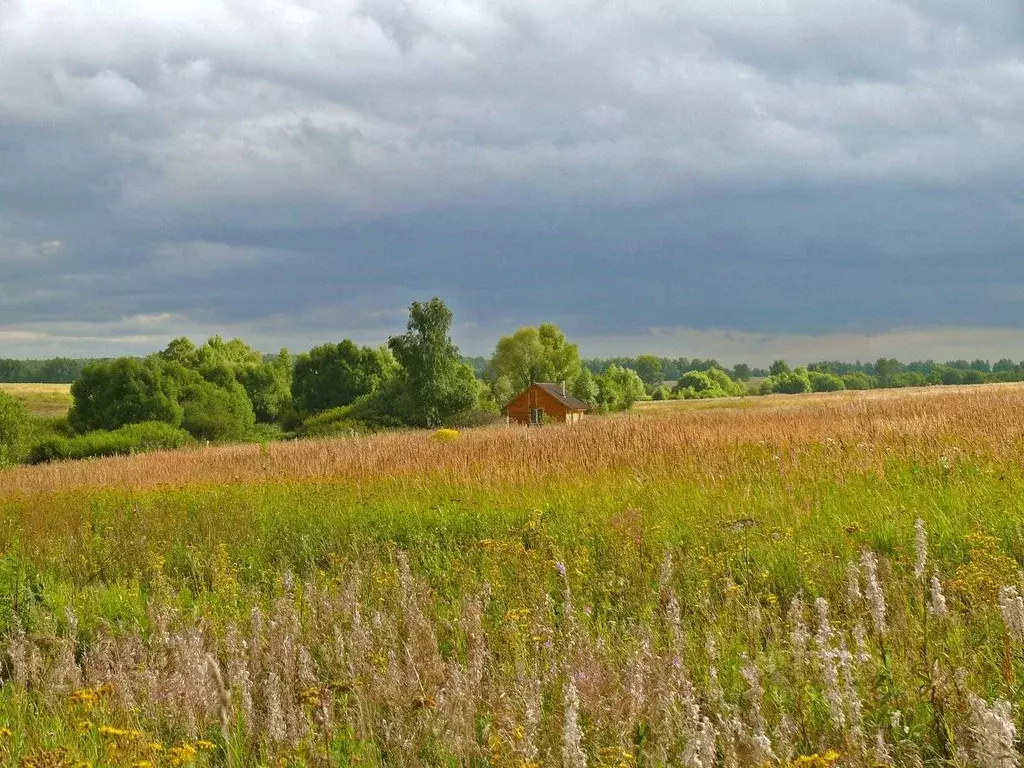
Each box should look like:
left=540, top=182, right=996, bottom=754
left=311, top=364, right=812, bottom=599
left=2, top=384, right=1024, bottom=766
left=3, top=382, right=1024, bottom=498
left=0, top=382, right=73, bottom=418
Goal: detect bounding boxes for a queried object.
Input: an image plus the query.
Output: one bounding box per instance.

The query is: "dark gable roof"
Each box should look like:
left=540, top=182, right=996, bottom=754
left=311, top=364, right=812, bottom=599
left=534, top=382, right=588, bottom=411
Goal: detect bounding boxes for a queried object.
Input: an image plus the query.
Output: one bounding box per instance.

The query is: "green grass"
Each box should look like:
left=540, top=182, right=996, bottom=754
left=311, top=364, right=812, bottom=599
left=1, top=410, right=1023, bottom=764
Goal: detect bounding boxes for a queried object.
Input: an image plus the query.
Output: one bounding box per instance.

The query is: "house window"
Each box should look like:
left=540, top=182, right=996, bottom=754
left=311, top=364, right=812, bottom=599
left=530, top=408, right=544, bottom=425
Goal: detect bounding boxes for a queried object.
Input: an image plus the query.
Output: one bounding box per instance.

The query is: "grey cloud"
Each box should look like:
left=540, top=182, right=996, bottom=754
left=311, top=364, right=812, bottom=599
left=2, top=0, right=1024, bottom=359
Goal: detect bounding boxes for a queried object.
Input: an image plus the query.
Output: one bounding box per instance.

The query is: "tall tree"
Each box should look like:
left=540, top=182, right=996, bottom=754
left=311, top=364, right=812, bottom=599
left=388, top=298, right=478, bottom=427
left=634, top=355, right=664, bottom=388
left=489, top=323, right=583, bottom=391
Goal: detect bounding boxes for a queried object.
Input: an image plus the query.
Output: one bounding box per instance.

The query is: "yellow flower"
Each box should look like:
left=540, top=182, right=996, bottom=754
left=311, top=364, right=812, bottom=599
left=0, top=728, right=12, bottom=738
left=432, top=428, right=460, bottom=442
left=75, top=720, right=94, bottom=735
left=195, top=740, right=217, bottom=752
left=145, top=743, right=164, bottom=753
left=168, top=743, right=198, bottom=766
left=300, top=687, right=321, bottom=706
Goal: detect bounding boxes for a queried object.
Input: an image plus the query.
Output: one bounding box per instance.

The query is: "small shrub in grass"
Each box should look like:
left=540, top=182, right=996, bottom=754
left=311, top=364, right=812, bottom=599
left=0, top=392, right=29, bottom=467
left=244, top=423, right=286, bottom=443
left=298, top=407, right=372, bottom=438
left=27, top=421, right=195, bottom=464
left=451, top=408, right=502, bottom=428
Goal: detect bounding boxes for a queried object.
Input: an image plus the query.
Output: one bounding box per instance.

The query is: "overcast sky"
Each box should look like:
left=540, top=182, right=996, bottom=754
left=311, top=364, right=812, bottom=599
left=2, top=0, right=1023, bottom=364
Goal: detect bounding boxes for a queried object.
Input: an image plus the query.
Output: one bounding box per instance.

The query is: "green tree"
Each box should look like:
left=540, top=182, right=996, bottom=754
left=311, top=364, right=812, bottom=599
left=236, top=349, right=293, bottom=423
left=388, top=298, right=478, bottom=427
left=159, top=337, right=200, bottom=367
left=732, top=363, right=752, bottom=382
left=595, top=364, right=646, bottom=411
left=69, top=358, right=184, bottom=433
left=570, top=366, right=598, bottom=405
left=769, top=360, right=791, bottom=376
left=489, top=324, right=583, bottom=392
left=874, top=357, right=901, bottom=388
left=491, top=375, right=517, bottom=408
left=634, top=355, right=664, bottom=389
left=293, top=341, right=397, bottom=414
left=0, top=391, right=29, bottom=467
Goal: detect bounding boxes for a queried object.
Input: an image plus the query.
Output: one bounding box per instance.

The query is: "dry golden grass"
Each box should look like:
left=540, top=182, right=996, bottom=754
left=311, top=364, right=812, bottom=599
left=4, top=382, right=1024, bottom=498
left=0, top=382, right=73, bottom=418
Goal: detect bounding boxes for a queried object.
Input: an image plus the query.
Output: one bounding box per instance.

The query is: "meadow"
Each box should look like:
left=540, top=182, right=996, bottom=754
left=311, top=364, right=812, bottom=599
left=1, top=384, right=1024, bottom=766
left=0, top=383, right=72, bottom=419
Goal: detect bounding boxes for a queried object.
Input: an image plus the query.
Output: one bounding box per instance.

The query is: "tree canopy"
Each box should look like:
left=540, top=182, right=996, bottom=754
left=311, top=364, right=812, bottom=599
left=292, top=341, right=396, bottom=415
left=388, top=298, right=479, bottom=427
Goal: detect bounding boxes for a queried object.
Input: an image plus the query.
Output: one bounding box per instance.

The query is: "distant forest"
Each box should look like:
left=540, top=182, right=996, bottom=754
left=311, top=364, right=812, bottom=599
left=10, top=354, right=1024, bottom=388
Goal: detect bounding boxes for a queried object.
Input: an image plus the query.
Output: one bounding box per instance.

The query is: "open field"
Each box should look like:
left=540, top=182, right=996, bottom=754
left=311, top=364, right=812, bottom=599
left=1, top=384, right=1024, bottom=765
left=0, top=382, right=72, bottom=418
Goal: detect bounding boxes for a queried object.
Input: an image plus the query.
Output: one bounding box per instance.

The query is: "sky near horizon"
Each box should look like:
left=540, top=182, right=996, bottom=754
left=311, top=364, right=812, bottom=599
left=2, top=0, right=1024, bottom=365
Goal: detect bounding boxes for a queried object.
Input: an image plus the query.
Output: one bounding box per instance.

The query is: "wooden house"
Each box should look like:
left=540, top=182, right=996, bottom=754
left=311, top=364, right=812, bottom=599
left=504, top=382, right=587, bottom=425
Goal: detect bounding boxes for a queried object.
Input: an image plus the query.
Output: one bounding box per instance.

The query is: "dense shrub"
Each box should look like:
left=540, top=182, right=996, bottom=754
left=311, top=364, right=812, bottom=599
left=0, top=392, right=29, bottom=467
left=69, top=358, right=183, bottom=432
left=292, top=341, right=396, bottom=414
left=807, top=371, right=845, bottom=392
left=761, top=369, right=812, bottom=395
left=298, top=407, right=373, bottom=438
left=27, top=422, right=194, bottom=464
left=180, top=377, right=255, bottom=442
left=674, top=367, right=743, bottom=399
left=842, top=372, right=875, bottom=390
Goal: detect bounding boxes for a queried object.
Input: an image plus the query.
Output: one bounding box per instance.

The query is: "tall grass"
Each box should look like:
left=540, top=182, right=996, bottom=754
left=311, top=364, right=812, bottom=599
left=1, top=385, right=1024, bottom=765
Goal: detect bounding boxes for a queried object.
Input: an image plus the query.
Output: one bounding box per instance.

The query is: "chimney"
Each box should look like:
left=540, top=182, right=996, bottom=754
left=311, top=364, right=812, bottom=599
left=561, top=380, right=566, bottom=396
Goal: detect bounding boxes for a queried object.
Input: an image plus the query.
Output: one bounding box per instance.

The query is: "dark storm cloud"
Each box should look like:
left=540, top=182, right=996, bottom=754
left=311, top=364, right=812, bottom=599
left=2, top=0, right=1024, bottom=360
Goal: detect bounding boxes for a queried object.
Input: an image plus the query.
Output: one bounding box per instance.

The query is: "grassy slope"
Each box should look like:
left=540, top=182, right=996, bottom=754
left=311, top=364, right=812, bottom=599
left=0, top=385, right=1023, bottom=764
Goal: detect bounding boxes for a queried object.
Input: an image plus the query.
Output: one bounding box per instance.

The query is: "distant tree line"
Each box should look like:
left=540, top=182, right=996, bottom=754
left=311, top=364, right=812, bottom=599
left=584, top=356, right=768, bottom=384
left=0, top=357, right=107, bottom=383
left=7, top=305, right=1024, bottom=467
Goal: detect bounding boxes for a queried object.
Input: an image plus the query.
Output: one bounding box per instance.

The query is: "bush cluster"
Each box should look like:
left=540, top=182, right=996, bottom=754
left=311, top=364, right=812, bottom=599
left=26, top=421, right=195, bottom=464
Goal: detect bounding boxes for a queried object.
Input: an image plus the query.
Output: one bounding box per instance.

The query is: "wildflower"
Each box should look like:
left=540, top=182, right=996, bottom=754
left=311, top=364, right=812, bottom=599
left=167, top=743, right=198, bottom=766
left=432, top=428, right=460, bottom=441
left=998, top=586, right=1024, bottom=644
left=75, top=720, right=93, bottom=735
left=930, top=574, right=949, bottom=617
left=195, top=740, right=216, bottom=752
left=300, top=687, right=321, bottom=706
left=0, top=728, right=11, bottom=737
left=788, top=596, right=809, bottom=667
left=968, top=695, right=1019, bottom=768
left=98, top=726, right=131, bottom=739
left=814, top=598, right=845, bottom=730
left=860, top=550, right=887, bottom=635
left=846, top=561, right=862, bottom=605
left=914, top=519, right=928, bottom=580
left=562, top=680, right=587, bottom=768
left=555, top=561, right=567, bottom=577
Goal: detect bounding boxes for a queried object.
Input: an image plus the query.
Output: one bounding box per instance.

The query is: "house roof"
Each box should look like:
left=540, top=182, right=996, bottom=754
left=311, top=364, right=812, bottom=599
left=532, top=382, right=589, bottom=411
